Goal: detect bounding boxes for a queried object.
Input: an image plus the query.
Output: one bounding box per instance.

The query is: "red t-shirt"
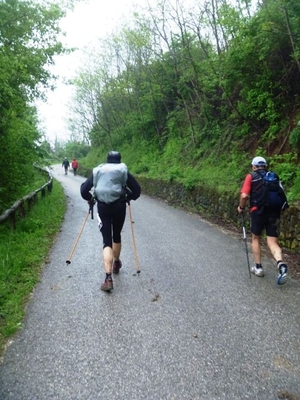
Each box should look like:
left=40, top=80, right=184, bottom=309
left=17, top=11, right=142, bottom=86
left=241, top=173, right=258, bottom=212
left=241, top=173, right=252, bottom=195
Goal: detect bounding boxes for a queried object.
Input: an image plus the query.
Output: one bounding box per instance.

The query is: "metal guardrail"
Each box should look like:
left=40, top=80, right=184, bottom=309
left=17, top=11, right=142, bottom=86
left=0, top=166, right=53, bottom=229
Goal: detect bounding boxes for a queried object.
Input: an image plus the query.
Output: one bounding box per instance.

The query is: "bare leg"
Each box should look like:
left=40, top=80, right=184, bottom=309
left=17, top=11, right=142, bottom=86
left=103, top=246, right=113, bottom=273
left=251, top=234, right=261, bottom=264
left=267, top=236, right=288, bottom=284
left=267, top=236, right=282, bottom=262
left=113, top=242, right=121, bottom=261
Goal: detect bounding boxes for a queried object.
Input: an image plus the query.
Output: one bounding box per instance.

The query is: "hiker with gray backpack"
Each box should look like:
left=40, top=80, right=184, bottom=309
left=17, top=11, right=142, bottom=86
left=80, top=151, right=141, bottom=292
left=237, top=156, right=289, bottom=285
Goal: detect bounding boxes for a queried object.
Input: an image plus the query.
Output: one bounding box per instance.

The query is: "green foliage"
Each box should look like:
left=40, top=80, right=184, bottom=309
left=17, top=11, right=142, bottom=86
left=80, top=146, right=107, bottom=168
left=72, top=0, right=300, bottom=201
left=267, top=153, right=297, bottom=188
left=289, top=168, right=300, bottom=203
left=289, top=122, right=300, bottom=149
left=0, top=178, right=66, bottom=354
left=64, top=140, right=91, bottom=160
left=181, top=166, right=201, bottom=190
left=0, top=0, right=68, bottom=211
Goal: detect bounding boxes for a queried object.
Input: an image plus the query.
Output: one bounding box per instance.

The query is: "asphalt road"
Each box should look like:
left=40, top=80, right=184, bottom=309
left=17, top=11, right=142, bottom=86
left=0, top=164, right=300, bottom=400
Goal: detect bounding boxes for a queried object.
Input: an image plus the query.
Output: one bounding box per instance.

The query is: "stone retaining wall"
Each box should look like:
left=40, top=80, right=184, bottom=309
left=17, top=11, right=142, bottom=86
left=138, top=176, right=300, bottom=251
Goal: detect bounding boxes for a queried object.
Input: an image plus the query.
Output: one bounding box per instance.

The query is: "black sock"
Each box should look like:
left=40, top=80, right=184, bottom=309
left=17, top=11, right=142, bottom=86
left=277, top=260, right=282, bottom=265
left=106, top=273, right=112, bottom=280
left=256, top=263, right=262, bottom=268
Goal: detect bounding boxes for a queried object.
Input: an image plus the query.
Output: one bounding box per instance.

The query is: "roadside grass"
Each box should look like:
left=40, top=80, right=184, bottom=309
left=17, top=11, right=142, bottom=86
left=0, top=176, right=66, bottom=358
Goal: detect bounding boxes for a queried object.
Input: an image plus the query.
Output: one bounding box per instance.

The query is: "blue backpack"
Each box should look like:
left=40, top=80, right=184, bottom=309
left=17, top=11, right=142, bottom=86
left=252, top=170, right=289, bottom=211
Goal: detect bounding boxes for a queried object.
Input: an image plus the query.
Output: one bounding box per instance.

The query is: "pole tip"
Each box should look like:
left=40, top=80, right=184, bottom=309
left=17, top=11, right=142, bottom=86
left=66, top=260, right=71, bottom=265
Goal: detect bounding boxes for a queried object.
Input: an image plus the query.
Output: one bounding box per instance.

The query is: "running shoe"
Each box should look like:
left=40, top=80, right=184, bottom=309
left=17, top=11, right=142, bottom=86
left=250, top=265, right=264, bottom=277
left=100, top=278, right=113, bottom=291
left=113, top=260, right=122, bottom=274
left=277, top=263, right=288, bottom=285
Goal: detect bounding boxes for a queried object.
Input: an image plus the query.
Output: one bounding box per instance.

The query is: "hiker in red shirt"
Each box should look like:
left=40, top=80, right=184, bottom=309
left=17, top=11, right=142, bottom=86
left=72, top=158, right=78, bottom=175
left=237, top=156, right=288, bottom=285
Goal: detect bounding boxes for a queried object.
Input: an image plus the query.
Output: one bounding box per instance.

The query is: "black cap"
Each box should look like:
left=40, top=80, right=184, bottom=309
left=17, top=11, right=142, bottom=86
left=107, top=151, right=121, bottom=163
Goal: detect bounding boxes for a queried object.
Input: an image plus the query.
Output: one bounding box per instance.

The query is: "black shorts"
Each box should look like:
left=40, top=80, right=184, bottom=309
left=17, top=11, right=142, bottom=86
left=250, top=208, right=280, bottom=237
left=97, top=200, right=126, bottom=248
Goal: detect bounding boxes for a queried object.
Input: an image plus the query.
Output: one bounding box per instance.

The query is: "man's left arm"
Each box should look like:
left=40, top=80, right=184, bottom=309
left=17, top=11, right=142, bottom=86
left=126, top=172, right=141, bottom=202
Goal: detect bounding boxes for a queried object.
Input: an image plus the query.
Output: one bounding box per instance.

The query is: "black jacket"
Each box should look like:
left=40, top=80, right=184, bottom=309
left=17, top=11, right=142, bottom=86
left=62, top=159, right=70, bottom=168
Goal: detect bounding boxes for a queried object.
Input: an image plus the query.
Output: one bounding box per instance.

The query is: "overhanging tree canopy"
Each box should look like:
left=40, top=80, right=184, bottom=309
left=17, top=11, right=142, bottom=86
left=0, top=0, right=69, bottom=212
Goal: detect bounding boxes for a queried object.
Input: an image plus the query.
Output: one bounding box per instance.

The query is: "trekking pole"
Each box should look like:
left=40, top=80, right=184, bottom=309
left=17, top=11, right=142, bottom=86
left=128, top=202, right=140, bottom=274
left=66, top=209, right=90, bottom=265
left=241, top=213, right=251, bottom=279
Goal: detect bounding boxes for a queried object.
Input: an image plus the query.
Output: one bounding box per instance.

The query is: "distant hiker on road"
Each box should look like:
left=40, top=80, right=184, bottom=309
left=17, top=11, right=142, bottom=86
left=72, top=158, right=78, bottom=175
left=80, top=151, right=141, bottom=292
left=62, top=157, right=70, bottom=175
left=237, top=156, right=289, bottom=285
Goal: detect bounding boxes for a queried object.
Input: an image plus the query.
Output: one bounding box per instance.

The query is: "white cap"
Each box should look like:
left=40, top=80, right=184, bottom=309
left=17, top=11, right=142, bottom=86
left=252, top=156, right=267, bottom=166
